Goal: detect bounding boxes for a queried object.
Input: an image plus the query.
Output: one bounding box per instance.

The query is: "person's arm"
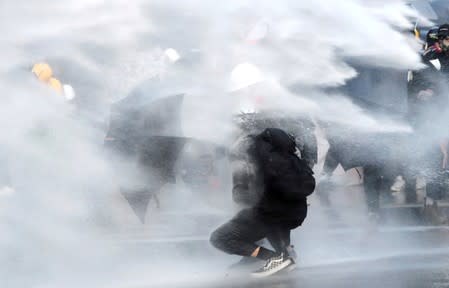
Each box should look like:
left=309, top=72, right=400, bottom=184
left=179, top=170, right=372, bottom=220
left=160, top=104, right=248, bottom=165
left=321, top=144, right=340, bottom=177
left=300, top=122, right=318, bottom=168
left=422, top=43, right=443, bottom=67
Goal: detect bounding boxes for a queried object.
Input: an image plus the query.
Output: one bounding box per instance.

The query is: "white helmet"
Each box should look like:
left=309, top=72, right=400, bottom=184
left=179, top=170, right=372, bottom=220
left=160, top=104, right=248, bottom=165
left=228, top=62, right=264, bottom=92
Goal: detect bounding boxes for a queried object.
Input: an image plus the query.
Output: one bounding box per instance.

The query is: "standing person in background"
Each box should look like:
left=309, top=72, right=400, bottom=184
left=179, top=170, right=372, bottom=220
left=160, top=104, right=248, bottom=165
left=316, top=123, right=397, bottom=223
left=403, top=23, right=449, bottom=203
left=422, top=24, right=449, bottom=74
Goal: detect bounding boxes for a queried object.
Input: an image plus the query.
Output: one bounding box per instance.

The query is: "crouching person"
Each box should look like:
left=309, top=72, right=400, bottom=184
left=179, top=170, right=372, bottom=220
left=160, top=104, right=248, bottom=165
left=210, top=128, right=315, bottom=277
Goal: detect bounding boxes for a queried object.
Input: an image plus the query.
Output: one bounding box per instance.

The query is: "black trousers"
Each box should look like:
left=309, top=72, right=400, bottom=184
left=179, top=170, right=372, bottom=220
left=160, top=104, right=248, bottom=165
left=318, top=146, right=394, bottom=214
left=210, top=208, right=292, bottom=257
left=403, top=144, right=445, bottom=202
left=363, top=164, right=396, bottom=214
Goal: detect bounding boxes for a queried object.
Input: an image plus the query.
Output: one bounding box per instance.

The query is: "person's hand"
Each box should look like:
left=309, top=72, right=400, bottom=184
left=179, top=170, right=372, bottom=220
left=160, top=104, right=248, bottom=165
left=434, top=42, right=443, bottom=53
left=417, top=89, right=434, bottom=101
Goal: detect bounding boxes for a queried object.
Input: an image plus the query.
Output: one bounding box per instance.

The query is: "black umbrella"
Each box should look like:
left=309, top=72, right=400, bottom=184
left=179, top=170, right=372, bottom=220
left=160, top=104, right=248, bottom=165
left=104, top=79, right=226, bottom=222
left=105, top=78, right=188, bottom=222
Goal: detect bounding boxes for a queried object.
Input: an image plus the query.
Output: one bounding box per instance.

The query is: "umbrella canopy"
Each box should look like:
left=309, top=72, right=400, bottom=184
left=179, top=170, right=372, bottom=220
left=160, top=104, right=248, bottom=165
left=107, top=81, right=184, bottom=142
left=105, top=79, right=226, bottom=222
left=105, top=79, right=187, bottom=222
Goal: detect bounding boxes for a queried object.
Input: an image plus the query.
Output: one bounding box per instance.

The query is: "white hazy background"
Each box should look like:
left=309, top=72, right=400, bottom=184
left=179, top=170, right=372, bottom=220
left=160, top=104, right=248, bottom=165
left=0, top=0, right=439, bottom=287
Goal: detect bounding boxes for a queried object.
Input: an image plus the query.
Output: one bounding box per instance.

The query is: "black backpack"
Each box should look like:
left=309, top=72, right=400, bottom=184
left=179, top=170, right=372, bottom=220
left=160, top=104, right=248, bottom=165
left=284, top=153, right=316, bottom=198
left=254, top=128, right=316, bottom=199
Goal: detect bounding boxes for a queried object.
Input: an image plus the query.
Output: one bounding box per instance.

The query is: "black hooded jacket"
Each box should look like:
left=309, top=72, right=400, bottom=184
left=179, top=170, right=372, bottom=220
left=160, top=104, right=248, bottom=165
left=252, top=128, right=315, bottom=227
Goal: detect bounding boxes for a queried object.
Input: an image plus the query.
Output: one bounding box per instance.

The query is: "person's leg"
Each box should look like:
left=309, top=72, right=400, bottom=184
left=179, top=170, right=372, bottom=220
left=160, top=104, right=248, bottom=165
left=322, top=147, right=340, bottom=176
left=380, top=163, right=397, bottom=204
left=425, top=146, right=445, bottom=201
left=210, top=209, right=276, bottom=260
left=265, top=216, right=305, bottom=256
left=280, top=229, right=291, bottom=249
left=402, top=133, right=419, bottom=203
left=363, top=165, right=382, bottom=215
left=266, top=228, right=290, bottom=254
left=403, top=161, right=418, bottom=203
left=316, top=146, right=340, bottom=208
left=278, top=229, right=298, bottom=262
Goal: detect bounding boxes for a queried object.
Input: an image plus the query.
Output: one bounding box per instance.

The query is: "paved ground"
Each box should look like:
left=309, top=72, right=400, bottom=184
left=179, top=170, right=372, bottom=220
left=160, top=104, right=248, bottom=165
left=205, top=252, right=449, bottom=288
left=6, top=183, right=447, bottom=288
left=101, top=182, right=449, bottom=288
left=105, top=222, right=449, bottom=288
left=5, top=202, right=449, bottom=288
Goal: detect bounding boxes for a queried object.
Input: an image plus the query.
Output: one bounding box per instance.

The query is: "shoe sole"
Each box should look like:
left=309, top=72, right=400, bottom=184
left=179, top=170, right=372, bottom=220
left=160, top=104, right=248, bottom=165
left=251, top=259, right=292, bottom=278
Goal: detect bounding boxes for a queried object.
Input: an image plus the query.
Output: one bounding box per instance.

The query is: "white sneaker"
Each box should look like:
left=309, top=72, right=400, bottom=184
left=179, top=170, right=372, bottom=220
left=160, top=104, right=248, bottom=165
left=390, top=176, right=405, bottom=192
left=251, top=253, right=292, bottom=278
